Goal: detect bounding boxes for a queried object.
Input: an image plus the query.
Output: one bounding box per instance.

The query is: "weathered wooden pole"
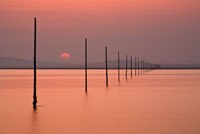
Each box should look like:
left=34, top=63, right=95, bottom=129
left=141, top=60, right=143, bottom=74
left=141, top=59, right=143, bottom=74
left=33, top=17, right=37, bottom=109
left=130, top=56, right=132, bottom=78
left=85, top=38, right=87, bottom=93
left=135, top=57, right=137, bottom=76
left=138, top=58, right=140, bottom=75
left=126, top=54, right=128, bottom=79
left=118, top=51, right=120, bottom=82
left=105, top=46, right=108, bottom=87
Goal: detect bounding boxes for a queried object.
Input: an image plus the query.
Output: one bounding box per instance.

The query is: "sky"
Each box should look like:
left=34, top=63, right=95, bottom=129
left=0, top=0, right=200, bottom=64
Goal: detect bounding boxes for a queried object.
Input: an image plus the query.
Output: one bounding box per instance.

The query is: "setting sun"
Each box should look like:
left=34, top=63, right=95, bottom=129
left=60, top=53, right=70, bottom=60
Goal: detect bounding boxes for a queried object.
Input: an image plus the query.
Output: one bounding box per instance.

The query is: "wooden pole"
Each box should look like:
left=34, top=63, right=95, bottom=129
left=135, top=57, right=137, bottom=76
left=85, top=38, right=87, bottom=93
left=138, top=58, right=140, bottom=75
left=131, top=56, right=132, bottom=78
left=105, top=46, right=108, bottom=87
left=143, top=60, right=145, bottom=74
left=141, top=59, right=143, bottom=75
left=141, top=60, right=143, bottom=74
left=126, top=54, right=128, bottom=79
left=118, top=51, right=120, bottom=82
left=33, top=17, right=37, bottom=109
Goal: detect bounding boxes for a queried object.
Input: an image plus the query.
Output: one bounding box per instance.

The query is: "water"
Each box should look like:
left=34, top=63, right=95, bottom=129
left=0, top=69, right=200, bottom=134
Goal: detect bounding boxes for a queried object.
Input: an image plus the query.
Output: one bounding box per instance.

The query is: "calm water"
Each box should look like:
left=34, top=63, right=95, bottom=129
left=0, top=69, right=200, bottom=134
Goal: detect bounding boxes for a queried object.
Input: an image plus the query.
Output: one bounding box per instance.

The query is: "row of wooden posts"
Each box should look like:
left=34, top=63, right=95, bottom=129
left=85, top=38, right=160, bottom=93
left=33, top=18, right=160, bottom=109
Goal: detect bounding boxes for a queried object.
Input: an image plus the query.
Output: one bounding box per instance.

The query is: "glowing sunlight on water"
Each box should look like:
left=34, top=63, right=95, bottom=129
left=0, top=69, right=200, bottom=134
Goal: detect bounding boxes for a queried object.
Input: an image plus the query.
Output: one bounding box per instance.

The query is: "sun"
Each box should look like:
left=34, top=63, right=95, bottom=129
left=60, top=53, right=70, bottom=60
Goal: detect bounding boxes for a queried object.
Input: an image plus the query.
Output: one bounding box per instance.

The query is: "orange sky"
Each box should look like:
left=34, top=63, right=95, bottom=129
left=1, top=0, right=199, bottom=30
left=0, top=0, right=200, bottom=64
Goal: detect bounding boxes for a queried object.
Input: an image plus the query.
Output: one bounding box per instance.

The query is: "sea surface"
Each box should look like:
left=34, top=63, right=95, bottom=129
left=0, top=69, right=200, bottom=134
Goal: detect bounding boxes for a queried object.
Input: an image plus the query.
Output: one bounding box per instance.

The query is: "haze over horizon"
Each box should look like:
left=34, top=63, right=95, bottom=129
left=0, top=0, right=200, bottom=65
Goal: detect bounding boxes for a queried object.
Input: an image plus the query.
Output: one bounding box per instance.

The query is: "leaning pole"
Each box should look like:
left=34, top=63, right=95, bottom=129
left=33, top=17, right=37, bottom=109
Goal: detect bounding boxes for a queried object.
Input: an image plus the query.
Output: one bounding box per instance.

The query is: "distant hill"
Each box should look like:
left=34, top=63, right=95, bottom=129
left=87, top=60, right=127, bottom=68
left=0, top=57, right=33, bottom=68
left=0, top=57, right=140, bottom=69
left=0, top=57, right=81, bottom=68
left=160, top=64, right=200, bottom=69
left=0, top=57, right=200, bottom=69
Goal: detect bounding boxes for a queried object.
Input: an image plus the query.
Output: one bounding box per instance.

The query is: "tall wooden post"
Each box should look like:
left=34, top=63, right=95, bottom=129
left=140, top=60, right=143, bottom=74
left=118, top=51, right=120, bottom=82
left=135, top=57, right=137, bottom=76
left=143, top=60, right=145, bottom=74
left=85, top=38, right=87, bottom=93
left=131, top=56, right=132, bottom=78
left=33, top=17, right=37, bottom=109
left=126, top=54, right=128, bottom=79
left=105, top=46, right=108, bottom=87
left=140, top=60, right=142, bottom=75
left=138, top=58, right=140, bottom=75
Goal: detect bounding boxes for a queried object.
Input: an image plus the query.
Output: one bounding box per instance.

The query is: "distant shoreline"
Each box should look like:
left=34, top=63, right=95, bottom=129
left=0, top=68, right=200, bottom=70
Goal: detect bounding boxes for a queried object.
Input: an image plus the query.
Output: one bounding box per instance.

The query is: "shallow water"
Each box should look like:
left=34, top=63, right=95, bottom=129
left=0, top=69, right=200, bottom=134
